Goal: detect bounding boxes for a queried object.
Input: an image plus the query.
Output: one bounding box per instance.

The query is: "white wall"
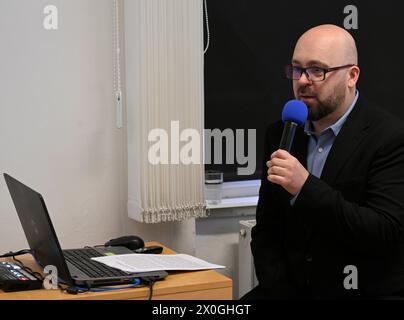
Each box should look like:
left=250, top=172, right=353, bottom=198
left=196, top=207, right=256, bottom=299
left=0, top=0, right=195, bottom=255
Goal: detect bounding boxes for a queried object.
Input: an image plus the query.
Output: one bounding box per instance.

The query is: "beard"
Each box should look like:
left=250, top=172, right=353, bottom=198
left=299, top=82, right=346, bottom=122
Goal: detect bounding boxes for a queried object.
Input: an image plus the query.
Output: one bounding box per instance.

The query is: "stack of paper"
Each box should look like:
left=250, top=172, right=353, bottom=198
left=91, top=253, right=225, bottom=273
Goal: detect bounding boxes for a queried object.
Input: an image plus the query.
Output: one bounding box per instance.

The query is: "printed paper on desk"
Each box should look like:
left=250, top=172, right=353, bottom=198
left=91, top=253, right=226, bottom=273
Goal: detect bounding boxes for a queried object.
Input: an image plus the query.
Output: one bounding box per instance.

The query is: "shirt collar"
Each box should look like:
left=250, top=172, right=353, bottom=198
left=304, top=90, right=359, bottom=136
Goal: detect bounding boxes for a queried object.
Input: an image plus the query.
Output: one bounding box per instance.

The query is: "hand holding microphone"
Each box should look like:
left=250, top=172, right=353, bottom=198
left=267, top=100, right=309, bottom=196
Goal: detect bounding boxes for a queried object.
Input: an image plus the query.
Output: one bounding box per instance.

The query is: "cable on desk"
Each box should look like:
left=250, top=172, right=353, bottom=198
left=65, top=275, right=158, bottom=298
left=148, top=280, right=155, bottom=300
left=141, top=276, right=156, bottom=300
left=66, top=278, right=142, bottom=295
left=0, top=249, right=32, bottom=258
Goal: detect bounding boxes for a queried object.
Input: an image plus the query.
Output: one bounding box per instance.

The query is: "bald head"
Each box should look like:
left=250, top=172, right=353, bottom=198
left=293, top=24, right=358, bottom=66
left=291, top=25, right=360, bottom=131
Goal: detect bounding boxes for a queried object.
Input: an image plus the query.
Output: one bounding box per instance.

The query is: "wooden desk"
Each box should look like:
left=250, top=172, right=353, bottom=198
left=0, top=242, right=232, bottom=300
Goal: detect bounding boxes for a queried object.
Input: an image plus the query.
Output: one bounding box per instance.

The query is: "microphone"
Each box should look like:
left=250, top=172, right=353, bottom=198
left=279, top=100, right=308, bottom=152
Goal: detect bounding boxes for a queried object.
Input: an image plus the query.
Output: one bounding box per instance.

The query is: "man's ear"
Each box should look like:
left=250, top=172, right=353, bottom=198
left=348, top=66, right=360, bottom=88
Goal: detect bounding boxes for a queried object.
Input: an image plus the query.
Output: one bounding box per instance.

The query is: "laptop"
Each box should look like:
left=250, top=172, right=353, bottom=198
left=3, top=173, right=167, bottom=287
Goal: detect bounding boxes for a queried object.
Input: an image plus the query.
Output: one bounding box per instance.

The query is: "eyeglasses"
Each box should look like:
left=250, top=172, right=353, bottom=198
left=285, top=64, right=356, bottom=82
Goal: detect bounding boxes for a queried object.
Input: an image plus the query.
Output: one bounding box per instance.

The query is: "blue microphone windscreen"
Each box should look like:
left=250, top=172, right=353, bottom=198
left=282, top=100, right=308, bottom=126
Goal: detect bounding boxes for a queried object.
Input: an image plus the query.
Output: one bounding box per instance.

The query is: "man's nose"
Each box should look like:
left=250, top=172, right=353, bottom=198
left=297, top=71, right=312, bottom=86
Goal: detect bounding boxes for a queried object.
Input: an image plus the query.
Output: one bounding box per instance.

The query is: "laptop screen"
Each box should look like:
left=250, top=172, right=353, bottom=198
left=4, top=173, right=73, bottom=285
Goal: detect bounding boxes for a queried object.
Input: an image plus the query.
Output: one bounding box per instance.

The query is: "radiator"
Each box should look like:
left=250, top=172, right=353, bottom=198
left=238, top=219, right=258, bottom=298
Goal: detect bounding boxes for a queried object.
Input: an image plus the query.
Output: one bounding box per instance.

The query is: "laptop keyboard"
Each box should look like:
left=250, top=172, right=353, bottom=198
left=63, top=248, right=129, bottom=279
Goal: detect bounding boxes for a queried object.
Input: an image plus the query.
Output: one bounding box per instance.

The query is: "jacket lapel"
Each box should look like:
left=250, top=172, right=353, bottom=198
left=320, top=97, right=371, bottom=185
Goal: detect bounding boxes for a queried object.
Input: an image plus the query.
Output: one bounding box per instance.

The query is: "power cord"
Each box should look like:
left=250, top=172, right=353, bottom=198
left=141, top=276, right=156, bottom=300
left=0, top=249, right=32, bottom=259
left=203, top=0, right=210, bottom=54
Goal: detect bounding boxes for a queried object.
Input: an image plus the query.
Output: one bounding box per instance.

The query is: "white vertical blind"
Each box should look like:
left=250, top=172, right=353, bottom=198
left=124, top=0, right=207, bottom=223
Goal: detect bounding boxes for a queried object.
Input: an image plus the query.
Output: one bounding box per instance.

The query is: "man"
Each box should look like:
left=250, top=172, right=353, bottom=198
left=245, top=24, right=404, bottom=299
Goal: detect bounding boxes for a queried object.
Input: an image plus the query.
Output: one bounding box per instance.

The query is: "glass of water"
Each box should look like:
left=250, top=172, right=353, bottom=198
left=205, top=170, right=223, bottom=205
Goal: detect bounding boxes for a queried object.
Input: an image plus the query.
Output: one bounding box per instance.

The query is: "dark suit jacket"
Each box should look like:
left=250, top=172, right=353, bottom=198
left=251, top=96, right=404, bottom=299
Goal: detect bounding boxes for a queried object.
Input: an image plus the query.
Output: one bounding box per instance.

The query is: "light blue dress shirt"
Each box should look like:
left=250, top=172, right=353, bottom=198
left=290, top=91, right=359, bottom=205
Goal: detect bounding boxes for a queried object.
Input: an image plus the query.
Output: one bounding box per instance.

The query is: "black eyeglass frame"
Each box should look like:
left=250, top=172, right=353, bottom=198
left=285, top=64, right=357, bottom=82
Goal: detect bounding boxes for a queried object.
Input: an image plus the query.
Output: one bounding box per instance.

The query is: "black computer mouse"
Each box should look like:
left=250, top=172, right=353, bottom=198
left=104, top=235, right=145, bottom=251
